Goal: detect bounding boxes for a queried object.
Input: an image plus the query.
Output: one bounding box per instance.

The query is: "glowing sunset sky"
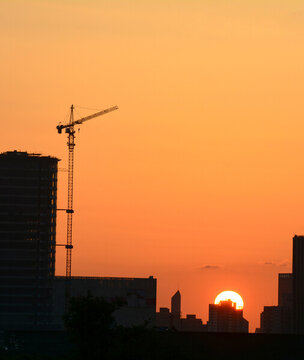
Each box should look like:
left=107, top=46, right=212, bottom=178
left=2, top=0, right=304, bottom=331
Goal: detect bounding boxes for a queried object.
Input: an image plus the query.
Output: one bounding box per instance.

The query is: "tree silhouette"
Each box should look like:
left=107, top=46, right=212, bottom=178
left=63, top=293, right=124, bottom=359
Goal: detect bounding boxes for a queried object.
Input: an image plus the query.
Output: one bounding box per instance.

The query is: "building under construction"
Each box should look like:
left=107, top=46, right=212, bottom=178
left=0, top=151, right=59, bottom=330
left=0, top=150, right=156, bottom=330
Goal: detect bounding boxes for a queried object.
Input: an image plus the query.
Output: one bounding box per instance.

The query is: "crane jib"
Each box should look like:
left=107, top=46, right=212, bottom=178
left=73, top=106, right=118, bottom=125
left=57, top=106, right=118, bottom=131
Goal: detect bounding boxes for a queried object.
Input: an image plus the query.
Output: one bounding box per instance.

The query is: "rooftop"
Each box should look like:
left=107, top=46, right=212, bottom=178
left=0, top=150, right=59, bottom=161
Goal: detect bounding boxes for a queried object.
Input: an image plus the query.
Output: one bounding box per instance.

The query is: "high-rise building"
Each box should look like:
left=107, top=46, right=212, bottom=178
left=279, top=273, right=293, bottom=308
left=257, top=273, right=293, bottom=334
left=278, top=273, right=293, bottom=333
left=171, top=290, right=181, bottom=318
left=156, top=290, right=206, bottom=332
left=257, top=306, right=282, bottom=334
left=0, top=151, right=59, bottom=330
left=293, top=235, right=304, bottom=334
left=171, top=290, right=181, bottom=329
left=207, top=300, right=248, bottom=333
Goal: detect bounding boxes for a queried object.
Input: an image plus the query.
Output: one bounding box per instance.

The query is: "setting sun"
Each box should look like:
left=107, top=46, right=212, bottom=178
left=214, top=291, right=244, bottom=310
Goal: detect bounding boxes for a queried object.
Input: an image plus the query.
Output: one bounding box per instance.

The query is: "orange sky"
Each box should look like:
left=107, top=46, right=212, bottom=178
left=2, top=0, right=304, bottom=331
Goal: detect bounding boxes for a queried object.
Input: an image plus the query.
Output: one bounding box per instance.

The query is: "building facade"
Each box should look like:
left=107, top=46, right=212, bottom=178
left=207, top=300, right=248, bottom=333
left=53, top=276, right=157, bottom=328
left=257, top=273, right=293, bottom=334
left=293, top=235, right=304, bottom=334
left=278, top=273, right=293, bottom=333
left=257, top=306, right=282, bottom=334
left=180, top=314, right=205, bottom=332
left=0, top=151, right=59, bottom=329
left=171, top=290, right=181, bottom=329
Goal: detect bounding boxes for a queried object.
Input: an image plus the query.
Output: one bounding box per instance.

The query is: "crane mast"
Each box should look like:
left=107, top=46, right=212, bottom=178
left=66, top=105, right=75, bottom=280
left=57, top=104, right=118, bottom=302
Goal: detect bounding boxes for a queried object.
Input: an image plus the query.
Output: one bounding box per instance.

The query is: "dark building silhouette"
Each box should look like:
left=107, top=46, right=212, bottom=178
left=279, top=273, right=293, bottom=308
left=0, top=150, right=157, bottom=331
left=257, top=306, right=282, bottom=334
left=53, top=276, right=157, bottom=328
left=171, top=290, right=181, bottom=329
left=156, top=307, right=171, bottom=328
left=256, top=274, right=293, bottom=334
left=257, top=273, right=294, bottom=334
left=156, top=290, right=206, bottom=332
left=279, top=273, right=293, bottom=333
left=180, top=314, right=205, bottom=332
left=293, top=235, right=304, bottom=334
left=207, top=300, right=248, bottom=333
left=0, top=151, right=59, bottom=329
left=171, top=290, right=181, bottom=317
left=256, top=231, right=303, bottom=334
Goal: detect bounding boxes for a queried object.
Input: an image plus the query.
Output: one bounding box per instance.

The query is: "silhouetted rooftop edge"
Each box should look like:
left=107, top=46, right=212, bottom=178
left=55, top=275, right=155, bottom=281
left=0, top=150, right=60, bottom=161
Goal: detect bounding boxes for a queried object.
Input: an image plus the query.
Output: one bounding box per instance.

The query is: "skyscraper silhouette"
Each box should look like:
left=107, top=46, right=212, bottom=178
left=278, top=273, right=293, bottom=333
left=171, top=290, right=181, bottom=318
left=293, top=235, right=304, bottom=334
left=0, top=151, right=59, bottom=329
left=207, top=300, right=248, bottom=333
left=171, top=290, right=181, bottom=329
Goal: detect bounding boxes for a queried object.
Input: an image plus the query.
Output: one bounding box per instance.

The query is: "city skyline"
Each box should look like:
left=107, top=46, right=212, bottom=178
left=2, top=0, right=304, bottom=331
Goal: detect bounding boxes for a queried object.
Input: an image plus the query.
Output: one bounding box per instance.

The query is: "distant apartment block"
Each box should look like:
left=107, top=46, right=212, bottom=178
left=181, top=314, right=205, bottom=332
left=171, top=290, right=181, bottom=329
left=279, top=273, right=293, bottom=333
left=256, top=273, right=293, bottom=334
left=207, top=300, right=248, bottom=333
left=171, top=290, right=181, bottom=318
left=257, top=306, right=282, bottom=334
left=157, top=307, right=171, bottom=328
left=279, top=273, right=293, bottom=308
left=293, top=235, right=304, bottom=334
left=256, top=232, right=304, bottom=334
left=257, top=273, right=294, bottom=334
left=156, top=291, right=207, bottom=332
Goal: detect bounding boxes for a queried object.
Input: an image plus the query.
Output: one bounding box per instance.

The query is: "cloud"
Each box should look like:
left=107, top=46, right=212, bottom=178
left=278, top=259, right=290, bottom=267
left=263, top=260, right=290, bottom=267
left=200, top=265, right=220, bottom=270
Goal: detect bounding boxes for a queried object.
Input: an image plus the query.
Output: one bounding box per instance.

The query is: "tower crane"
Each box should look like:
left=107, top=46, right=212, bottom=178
left=56, top=104, right=118, bottom=291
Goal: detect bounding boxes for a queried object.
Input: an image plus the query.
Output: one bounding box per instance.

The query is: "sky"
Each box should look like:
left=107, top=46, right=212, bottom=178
left=2, top=0, right=304, bottom=331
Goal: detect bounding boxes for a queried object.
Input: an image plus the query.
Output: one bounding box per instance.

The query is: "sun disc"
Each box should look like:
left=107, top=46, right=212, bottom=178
left=214, top=290, right=244, bottom=309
